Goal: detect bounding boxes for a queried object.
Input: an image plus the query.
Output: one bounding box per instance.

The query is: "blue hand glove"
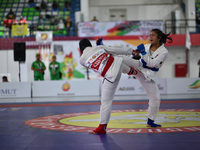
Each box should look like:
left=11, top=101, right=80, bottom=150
left=96, top=38, right=104, bottom=46
left=137, top=44, right=146, bottom=55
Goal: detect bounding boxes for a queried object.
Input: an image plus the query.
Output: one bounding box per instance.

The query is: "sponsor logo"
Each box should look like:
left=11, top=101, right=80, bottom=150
left=118, top=87, right=135, bottom=91
left=25, top=109, right=200, bottom=134
left=0, top=89, right=17, bottom=96
left=16, top=26, right=24, bottom=33
left=189, top=80, right=200, bottom=89
left=41, top=33, right=48, bottom=40
left=62, top=82, right=70, bottom=91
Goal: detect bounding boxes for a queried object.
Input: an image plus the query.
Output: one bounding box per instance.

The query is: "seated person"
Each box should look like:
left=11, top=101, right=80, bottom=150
left=91, top=16, right=99, bottom=22
left=65, top=16, right=72, bottom=36
left=2, top=76, right=8, bottom=82
left=64, top=0, right=71, bottom=11
left=40, top=0, right=48, bottom=11
left=50, top=16, right=57, bottom=25
left=6, top=9, right=16, bottom=20
left=18, top=16, right=27, bottom=25
left=28, top=0, right=36, bottom=8
left=3, top=18, right=11, bottom=37
left=52, top=1, right=59, bottom=12
left=56, top=18, right=64, bottom=30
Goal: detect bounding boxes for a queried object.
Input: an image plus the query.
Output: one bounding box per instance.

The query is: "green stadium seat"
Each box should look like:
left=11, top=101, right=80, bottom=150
left=0, top=8, right=5, bottom=12
left=28, top=12, right=34, bottom=16
left=9, top=0, right=14, bottom=3
left=27, top=16, right=33, bottom=21
left=0, top=26, right=5, bottom=31
left=7, top=4, right=12, bottom=7
left=65, top=11, right=70, bottom=15
left=63, top=30, right=66, bottom=35
left=1, top=4, right=7, bottom=8
left=22, top=12, right=28, bottom=16
left=38, top=25, right=44, bottom=30
left=23, top=8, right=29, bottom=12
left=59, top=11, right=64, bottom=16
left=60, top=3, right=65, bottom=7
left=35, top=11, right=40, bottom=16
left=29, top=7, right=35, bottom=11
left=0, top=26, right=5, bottom=36
left=0, top=13, right=4, bottom=16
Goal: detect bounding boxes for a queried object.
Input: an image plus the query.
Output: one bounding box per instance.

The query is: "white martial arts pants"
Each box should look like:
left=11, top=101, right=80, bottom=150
left=135, top=71, right=160, bottom=121
left=122, top=56, right=161, bottom=121
left=99, top=63, right=129, bottom=124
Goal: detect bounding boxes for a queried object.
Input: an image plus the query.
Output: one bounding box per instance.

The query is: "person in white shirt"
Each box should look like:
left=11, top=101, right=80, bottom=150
left=123, top=29, right=172, bottom=128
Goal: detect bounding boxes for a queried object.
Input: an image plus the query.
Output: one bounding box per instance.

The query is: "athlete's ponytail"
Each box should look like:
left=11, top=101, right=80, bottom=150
left=151, top=29, right=173, bottom=45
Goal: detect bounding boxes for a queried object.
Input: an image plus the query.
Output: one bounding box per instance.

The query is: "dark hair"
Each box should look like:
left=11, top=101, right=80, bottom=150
left=151, top=29, right=173, bottom=45
left=79, top=38, right=92, bottom=54
left=2, top=76, right=7, bottom=79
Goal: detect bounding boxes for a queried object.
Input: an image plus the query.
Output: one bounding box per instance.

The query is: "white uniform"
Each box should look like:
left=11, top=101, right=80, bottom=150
left=80, top=45, right=141, bottom=124
left=123, top=43, right=168, bottom=121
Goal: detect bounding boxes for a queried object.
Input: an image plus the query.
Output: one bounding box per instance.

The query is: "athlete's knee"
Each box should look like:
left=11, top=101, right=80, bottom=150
left=149, top=98, right=160, bottom=108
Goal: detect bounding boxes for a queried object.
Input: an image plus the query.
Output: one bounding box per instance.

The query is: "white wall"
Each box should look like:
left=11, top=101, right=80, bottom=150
left=156, top=46, right=200, bottom=78
left=88, top=0, right=185, bottom=25
left=0, top=46, right=199, bottom=82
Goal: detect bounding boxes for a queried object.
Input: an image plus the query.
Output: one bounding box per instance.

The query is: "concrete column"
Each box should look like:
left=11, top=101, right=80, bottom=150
left=80, top=0, right=89, bottom=22
left=185, top=0, right=196, bottom=32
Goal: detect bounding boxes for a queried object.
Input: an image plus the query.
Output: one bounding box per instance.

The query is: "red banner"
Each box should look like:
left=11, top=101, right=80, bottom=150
left=0, top=34, right=200, bottom=50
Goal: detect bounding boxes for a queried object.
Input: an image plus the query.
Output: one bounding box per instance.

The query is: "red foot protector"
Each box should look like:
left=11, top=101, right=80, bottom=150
left=89, top=124, right=107, bottom=134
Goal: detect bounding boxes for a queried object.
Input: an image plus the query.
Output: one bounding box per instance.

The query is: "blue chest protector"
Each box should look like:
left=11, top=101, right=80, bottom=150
left=141, top=59, right=159, bottom=72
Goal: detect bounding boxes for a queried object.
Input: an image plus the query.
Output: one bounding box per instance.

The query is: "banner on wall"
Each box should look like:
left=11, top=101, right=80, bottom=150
left=12, top=24, right=28, bottom=36
left=78, top=20, right=163, bottom=37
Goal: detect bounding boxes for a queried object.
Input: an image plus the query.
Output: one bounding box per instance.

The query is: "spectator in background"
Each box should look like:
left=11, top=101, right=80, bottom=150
left=91, top=16, right=99, bottom=22
left=49, top=55, right=61, bottom=80
left=2, top=76, right=8, bottom=82
left=65, top=16, right=72, bottom=36
left=10, top=18, right=17, bottom=37
left=38, top=14, right=45, bottom=25
left=64, top=0, right=71, bottom=12
left=51, top=16, right=57, bottom=25
left=31, top=53, right=46, bottom=81
left=18, top=16, right=27, bottom=25
left=6, top=9, right=16, bottom=20
left=28, top=0, right=36, bottom=8
left=3, top=18, right=11, bottom=37
left=40, top=0, right=48, bottom=11
left=52, top=1, right=59, bottom=12
left=56, top=18, right=64, bottom=30
left=11, top=18, right=17, bottom=25
left=196, top=11, right=200, bottom=33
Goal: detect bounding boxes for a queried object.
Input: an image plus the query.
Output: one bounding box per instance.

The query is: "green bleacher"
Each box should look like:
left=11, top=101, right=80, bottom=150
left=0, top=0, right=80, bottom=37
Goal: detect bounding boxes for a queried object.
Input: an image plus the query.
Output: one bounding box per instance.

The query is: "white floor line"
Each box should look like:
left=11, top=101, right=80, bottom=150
left=0, top=94, right=200, bottom=104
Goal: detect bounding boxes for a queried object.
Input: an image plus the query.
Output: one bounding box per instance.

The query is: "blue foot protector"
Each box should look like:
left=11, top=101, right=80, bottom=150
left=147, top=118, right=161, bottom=128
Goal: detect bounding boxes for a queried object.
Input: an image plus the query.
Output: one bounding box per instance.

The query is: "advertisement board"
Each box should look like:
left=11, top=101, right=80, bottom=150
left=115, top=78, right=167, bottom=95
left=32, top=79, right=100, bottom=97
left=167, top=78, right=200, bottom=94
left=78, top=20, right=163, bottom=37
left=0, top=82, right=31, bottom=98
